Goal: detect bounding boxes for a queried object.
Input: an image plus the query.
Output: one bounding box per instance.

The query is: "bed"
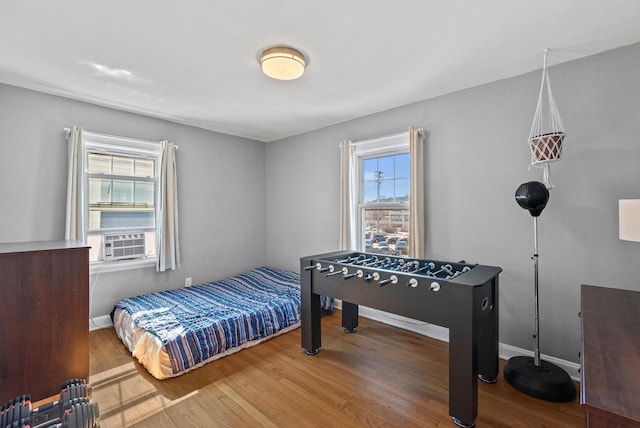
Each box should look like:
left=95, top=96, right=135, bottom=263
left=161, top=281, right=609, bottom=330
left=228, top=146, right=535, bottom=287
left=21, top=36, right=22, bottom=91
left=112, top=266, right=332, bottom=379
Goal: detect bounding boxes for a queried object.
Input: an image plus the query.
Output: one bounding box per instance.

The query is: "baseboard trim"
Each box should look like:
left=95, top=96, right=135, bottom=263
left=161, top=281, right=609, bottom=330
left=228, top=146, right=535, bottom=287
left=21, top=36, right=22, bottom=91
left=334, top=300, right=580, bottom=381
left=89, top=314, right=113, bottom=331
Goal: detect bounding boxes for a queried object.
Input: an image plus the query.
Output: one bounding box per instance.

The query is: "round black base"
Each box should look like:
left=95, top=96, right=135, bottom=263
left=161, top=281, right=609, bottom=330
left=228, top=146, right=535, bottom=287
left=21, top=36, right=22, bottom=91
left=304, top=348, right=319, bottom=356
left=344, top=327, right=357, bottom=333
left=504, top=356, right=576, bottom=402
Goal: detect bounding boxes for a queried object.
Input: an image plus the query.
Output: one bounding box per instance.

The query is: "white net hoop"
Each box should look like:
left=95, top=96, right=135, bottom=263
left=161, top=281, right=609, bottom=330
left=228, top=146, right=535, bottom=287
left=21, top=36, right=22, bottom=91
left=528, top=50, right=565, bottom=174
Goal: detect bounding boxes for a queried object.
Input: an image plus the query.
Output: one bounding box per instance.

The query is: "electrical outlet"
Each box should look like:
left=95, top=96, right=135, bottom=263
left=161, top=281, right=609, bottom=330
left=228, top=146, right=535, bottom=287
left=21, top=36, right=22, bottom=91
left=185, top=277, right=192, bottom=287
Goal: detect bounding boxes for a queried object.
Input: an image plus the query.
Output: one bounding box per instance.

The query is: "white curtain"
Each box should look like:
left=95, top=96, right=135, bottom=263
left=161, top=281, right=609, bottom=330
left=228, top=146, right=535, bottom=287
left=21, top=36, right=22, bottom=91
left=157, top=141, right=181, bottom=272
left=409, top=127, right=425, bottom=258
left=339, top=140, right=358, bottom=250
left=65, top=126, right=85, bottom=242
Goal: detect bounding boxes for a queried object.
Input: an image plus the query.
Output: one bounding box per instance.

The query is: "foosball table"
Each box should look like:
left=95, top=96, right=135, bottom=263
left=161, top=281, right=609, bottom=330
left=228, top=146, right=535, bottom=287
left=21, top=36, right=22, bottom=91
left=300, top=250, right=502, bottom=428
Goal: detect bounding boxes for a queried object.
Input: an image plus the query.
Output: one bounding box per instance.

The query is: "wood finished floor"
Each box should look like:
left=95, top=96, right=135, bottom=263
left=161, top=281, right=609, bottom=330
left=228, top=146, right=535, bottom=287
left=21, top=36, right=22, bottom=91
left=89, top=312, right=584, bottom=427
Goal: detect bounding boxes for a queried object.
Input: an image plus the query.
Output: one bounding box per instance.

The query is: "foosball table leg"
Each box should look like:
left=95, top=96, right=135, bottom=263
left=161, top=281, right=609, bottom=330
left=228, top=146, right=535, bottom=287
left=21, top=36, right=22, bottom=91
left=301, top=259, right=322, bottom=355
left=477, top=278, right=500, bottom=384
left=342, top=301, right=358, bottom=333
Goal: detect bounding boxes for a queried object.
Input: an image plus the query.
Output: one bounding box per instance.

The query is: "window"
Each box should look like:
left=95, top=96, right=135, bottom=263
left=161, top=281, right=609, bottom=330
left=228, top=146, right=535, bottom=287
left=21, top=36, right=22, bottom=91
left=354, top=133, right=410, bottom=255
left=83, top=133, right=162, bottom=265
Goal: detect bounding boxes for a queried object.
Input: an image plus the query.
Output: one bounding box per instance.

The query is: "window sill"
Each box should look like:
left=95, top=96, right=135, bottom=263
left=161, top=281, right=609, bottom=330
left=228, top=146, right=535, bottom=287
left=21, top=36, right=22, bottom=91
left=90, top=258, right=156, bottom=274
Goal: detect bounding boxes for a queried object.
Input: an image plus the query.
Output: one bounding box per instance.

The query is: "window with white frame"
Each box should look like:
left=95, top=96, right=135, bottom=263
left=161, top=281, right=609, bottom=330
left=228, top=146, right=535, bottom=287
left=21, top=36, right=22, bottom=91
left=353, top=133, right=410, bottom=255
left=83, top=132, right=162, bottom=265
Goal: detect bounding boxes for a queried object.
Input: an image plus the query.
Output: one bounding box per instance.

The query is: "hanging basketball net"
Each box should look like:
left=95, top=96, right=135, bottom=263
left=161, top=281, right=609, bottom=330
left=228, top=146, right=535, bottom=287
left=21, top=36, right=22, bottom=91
left=528, top=49, right=565, bottom=189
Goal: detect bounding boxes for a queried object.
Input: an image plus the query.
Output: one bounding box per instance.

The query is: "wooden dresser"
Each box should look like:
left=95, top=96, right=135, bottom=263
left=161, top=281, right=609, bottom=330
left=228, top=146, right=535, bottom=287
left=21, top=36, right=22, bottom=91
left=0, top=241, right=89, bottom=403
left=580, top=284, right=640, bottom=427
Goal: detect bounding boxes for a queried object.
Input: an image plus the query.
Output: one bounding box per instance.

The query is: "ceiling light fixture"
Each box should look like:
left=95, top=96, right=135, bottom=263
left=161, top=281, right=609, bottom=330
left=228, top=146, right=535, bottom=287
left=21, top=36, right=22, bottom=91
left=260, top=46, right=306, bottom=80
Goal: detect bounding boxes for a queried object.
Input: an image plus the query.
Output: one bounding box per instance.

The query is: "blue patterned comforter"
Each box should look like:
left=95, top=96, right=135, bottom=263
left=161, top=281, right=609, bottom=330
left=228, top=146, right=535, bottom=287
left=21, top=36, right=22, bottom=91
left=114, top=267, right=303, bottom=375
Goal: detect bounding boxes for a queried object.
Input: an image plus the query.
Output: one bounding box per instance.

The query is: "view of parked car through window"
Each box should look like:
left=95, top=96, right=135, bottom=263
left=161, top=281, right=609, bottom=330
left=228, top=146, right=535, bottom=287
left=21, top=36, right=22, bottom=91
left=363, top=209, right=409, bottom=256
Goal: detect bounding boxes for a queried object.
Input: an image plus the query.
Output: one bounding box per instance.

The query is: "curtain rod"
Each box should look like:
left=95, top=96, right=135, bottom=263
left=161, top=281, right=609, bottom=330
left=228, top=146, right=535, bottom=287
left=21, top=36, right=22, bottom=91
left=63, top=127, right=178, bottom=149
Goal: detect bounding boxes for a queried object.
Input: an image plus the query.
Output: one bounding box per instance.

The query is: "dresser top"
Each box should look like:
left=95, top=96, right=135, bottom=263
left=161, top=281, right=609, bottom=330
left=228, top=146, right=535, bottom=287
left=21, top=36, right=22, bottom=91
left=0, top=240, right=89, bottom=255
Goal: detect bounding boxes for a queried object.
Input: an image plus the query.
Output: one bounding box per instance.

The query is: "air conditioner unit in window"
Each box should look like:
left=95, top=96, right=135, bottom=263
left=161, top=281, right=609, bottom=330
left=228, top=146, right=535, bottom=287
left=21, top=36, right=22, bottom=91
left=103, top=232, right=146, bottom=261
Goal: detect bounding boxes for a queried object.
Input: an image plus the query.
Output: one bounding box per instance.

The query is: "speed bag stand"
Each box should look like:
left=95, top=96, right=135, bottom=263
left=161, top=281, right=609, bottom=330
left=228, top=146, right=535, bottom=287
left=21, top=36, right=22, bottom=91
left=503, top=181, right=576, bottom=402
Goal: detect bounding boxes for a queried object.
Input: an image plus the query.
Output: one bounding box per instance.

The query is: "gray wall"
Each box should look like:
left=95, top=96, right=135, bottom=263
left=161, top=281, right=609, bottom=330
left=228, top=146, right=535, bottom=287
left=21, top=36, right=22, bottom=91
left=266, top=42, right=640, bottom=363
left=0, top=84, right=267, bottom=317
left=1, top=42, right=638, bottom=363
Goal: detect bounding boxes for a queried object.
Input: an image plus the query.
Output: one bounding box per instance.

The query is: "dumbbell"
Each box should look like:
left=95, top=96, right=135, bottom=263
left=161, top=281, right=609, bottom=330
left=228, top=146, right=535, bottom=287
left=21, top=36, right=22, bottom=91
left=1, top=379, right=98, bottom=428
left=60, top=400, right=99, bottom=428
left=60, top=379, right=92, bottom=404
left=0, top=394, right=31, bottom=428
left=30, top=379, right=95, bottom=428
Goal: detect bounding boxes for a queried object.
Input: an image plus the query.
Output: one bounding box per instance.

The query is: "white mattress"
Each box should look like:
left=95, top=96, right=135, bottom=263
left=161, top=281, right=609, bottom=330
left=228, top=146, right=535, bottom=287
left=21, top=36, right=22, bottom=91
left=113, top=307, right=301, bottom=379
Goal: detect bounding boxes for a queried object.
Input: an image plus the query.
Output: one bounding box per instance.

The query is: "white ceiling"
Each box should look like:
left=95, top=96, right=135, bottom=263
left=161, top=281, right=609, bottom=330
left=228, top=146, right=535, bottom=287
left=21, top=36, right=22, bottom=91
left=2, top=1, right=640, bottom=142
